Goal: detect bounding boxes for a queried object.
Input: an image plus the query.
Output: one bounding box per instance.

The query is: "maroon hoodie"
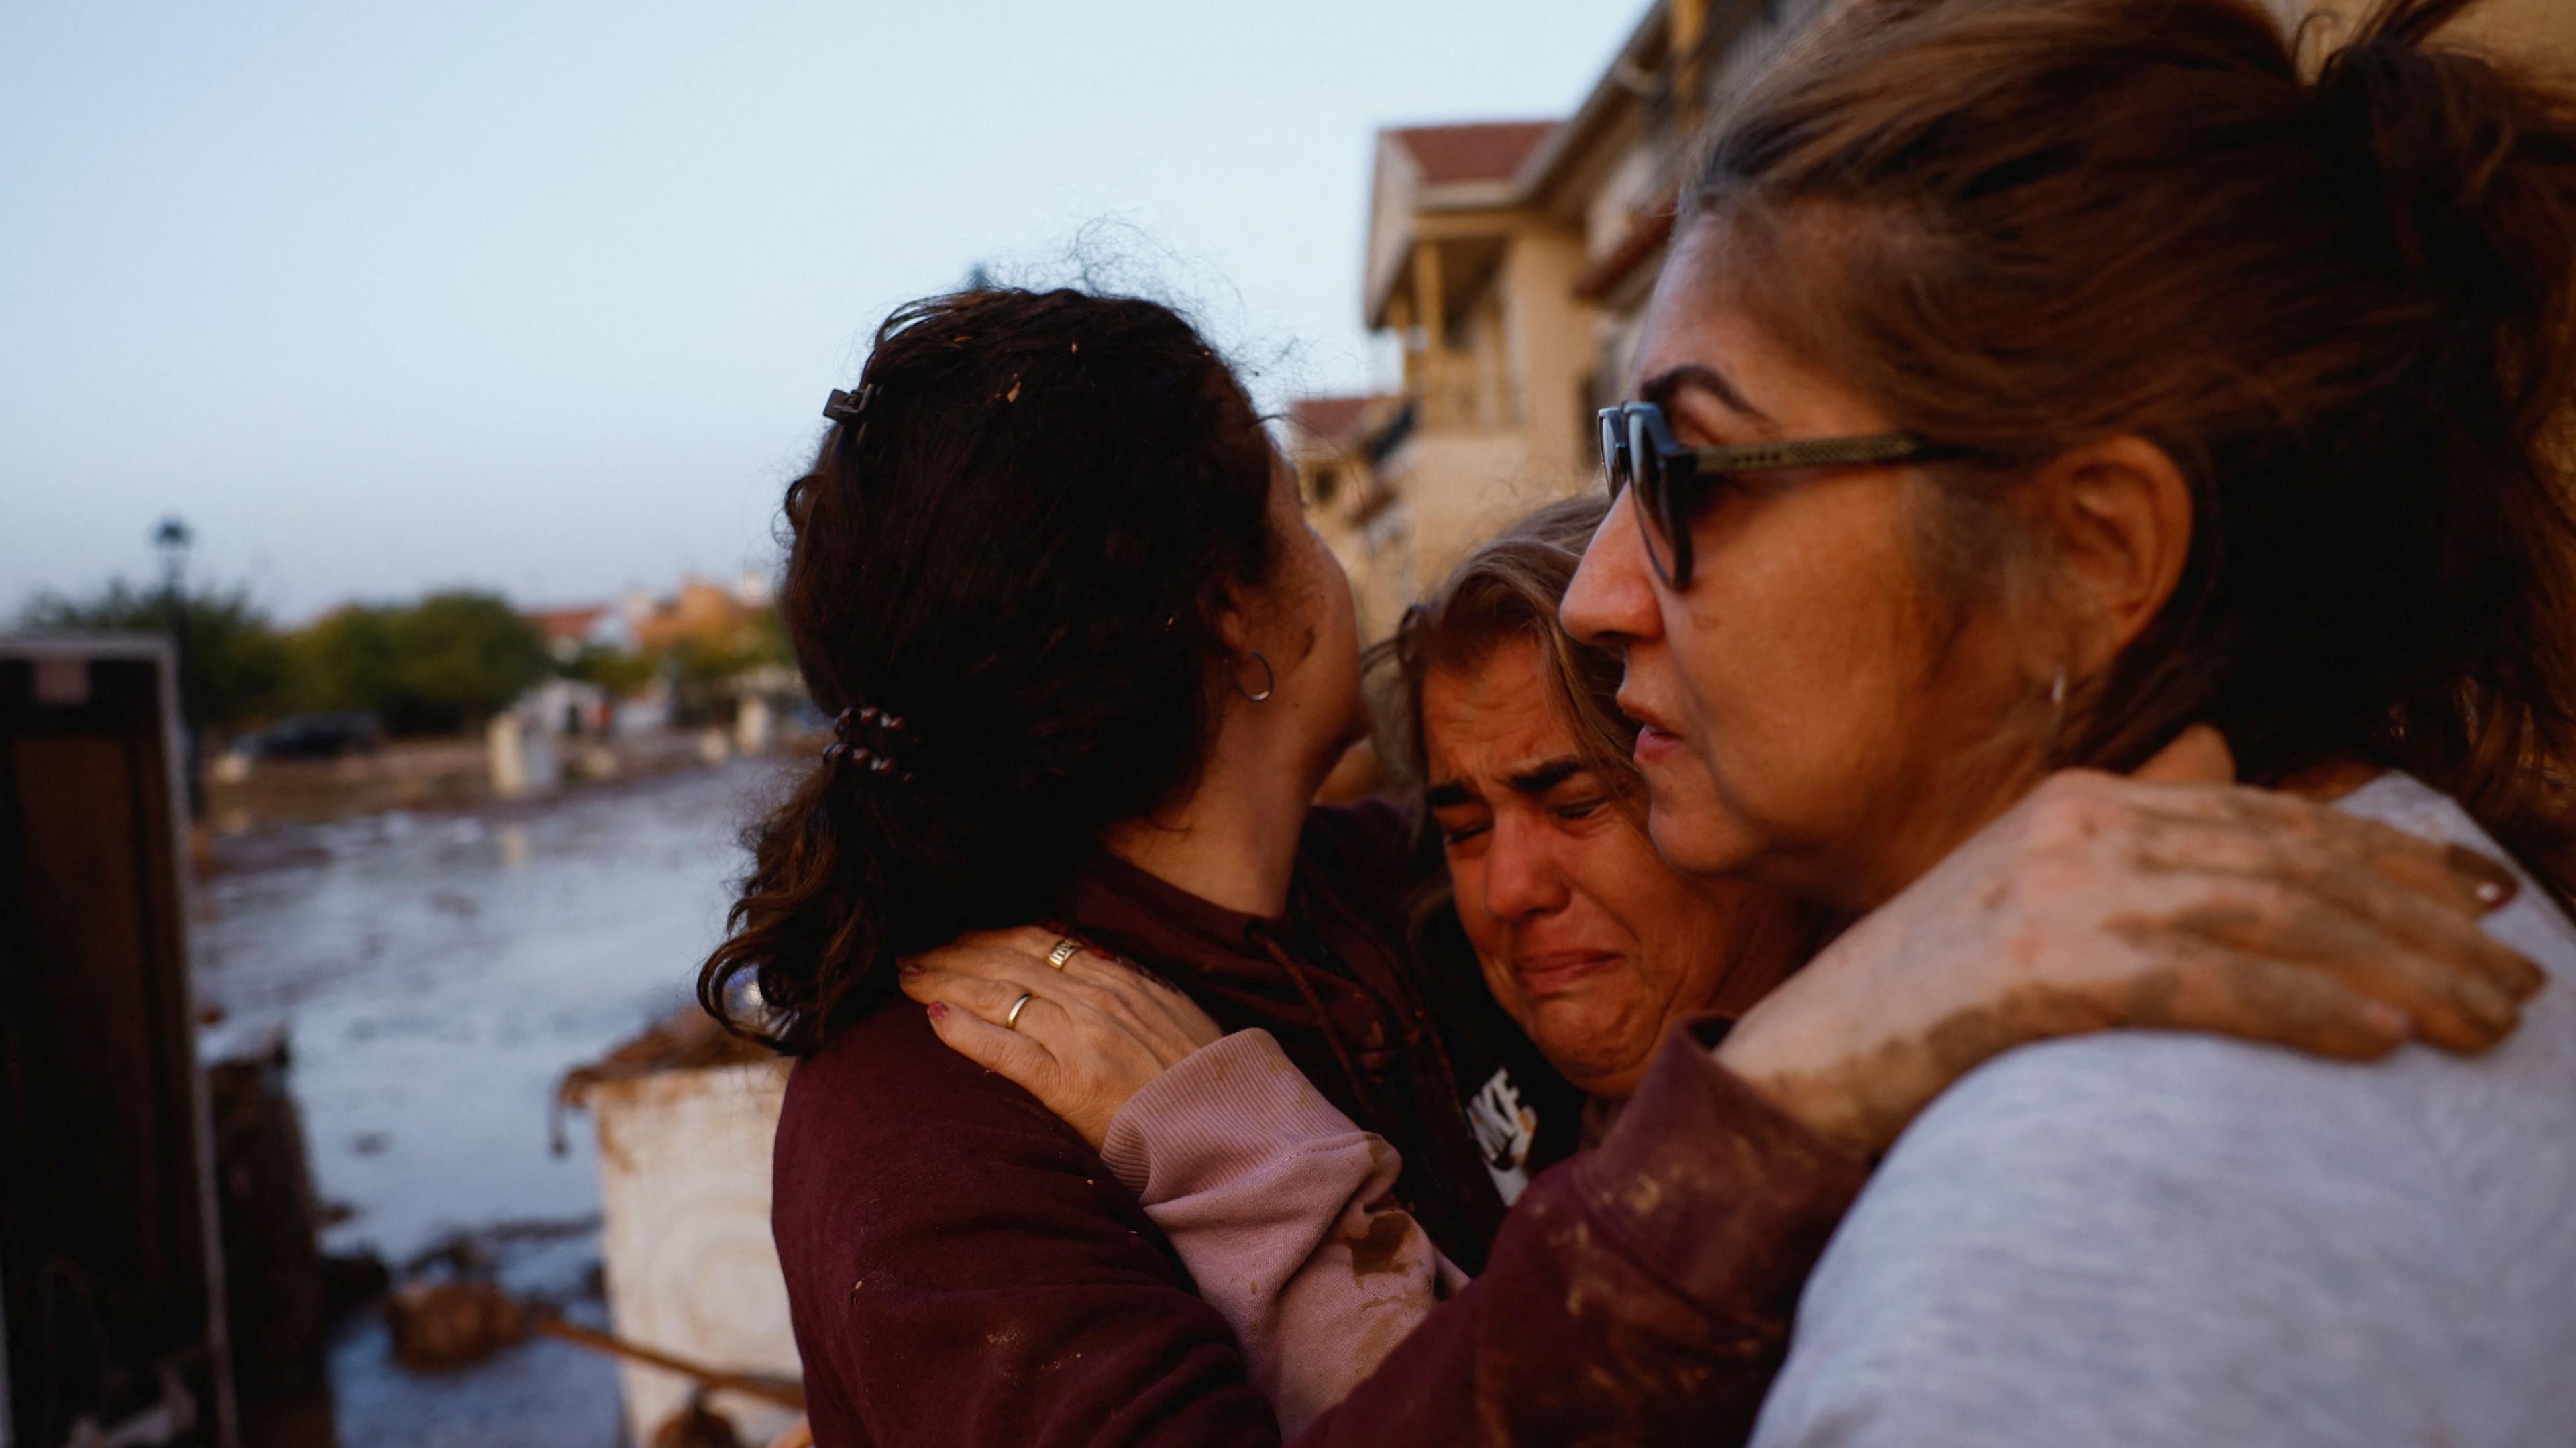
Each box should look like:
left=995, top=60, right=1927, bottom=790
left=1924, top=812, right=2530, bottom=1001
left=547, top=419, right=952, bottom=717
left=770, top=803, right=1868, bottom=1446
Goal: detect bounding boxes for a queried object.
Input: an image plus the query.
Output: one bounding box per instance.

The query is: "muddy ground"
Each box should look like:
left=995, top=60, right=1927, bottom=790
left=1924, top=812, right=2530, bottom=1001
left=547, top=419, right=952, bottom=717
left=193, top=757, right=793, bottom=1448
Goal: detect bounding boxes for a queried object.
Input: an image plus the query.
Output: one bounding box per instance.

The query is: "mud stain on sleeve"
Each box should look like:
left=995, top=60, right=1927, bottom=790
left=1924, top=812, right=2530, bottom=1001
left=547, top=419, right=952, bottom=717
left=1350, top=1297, right=1411, bottom=1376
left=1346, top=1212, right=1415, bottom=1280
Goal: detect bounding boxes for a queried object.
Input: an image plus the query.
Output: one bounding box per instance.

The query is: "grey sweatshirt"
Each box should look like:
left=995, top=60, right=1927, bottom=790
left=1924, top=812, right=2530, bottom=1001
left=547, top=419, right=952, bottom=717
left=1750, top=773, right=2576, bottom=1447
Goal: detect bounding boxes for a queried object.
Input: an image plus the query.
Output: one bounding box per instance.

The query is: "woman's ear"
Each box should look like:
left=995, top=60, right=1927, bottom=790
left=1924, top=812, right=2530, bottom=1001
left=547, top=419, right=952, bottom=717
left=2031, top=434, right=2193, bottom=675
left=1214, top=594, right=1254, bottom=655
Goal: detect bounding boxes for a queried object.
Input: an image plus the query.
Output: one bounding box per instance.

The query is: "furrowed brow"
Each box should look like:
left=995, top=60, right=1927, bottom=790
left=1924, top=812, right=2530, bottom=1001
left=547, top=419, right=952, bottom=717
left=1424, top=780, right=1476, bottom=810
left=1505, top=759, right=1590, bottom=797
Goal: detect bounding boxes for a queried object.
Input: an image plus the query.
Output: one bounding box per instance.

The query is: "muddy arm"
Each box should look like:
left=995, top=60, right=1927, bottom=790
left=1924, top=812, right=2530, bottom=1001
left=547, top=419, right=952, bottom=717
left=1289, top=1019, right=1870, bottom=1448
left=1101, top=1029, right=1465, bottom=1437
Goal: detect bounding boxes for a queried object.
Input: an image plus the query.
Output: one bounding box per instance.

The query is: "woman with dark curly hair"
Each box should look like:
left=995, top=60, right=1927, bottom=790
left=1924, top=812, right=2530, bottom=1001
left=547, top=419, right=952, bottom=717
left=716, top=284, right=2533, bottom=1447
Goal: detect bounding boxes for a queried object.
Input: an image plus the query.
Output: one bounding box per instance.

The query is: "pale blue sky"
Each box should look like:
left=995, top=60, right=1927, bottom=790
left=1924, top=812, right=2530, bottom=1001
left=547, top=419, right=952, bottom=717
left=1, top=1, right=1638, bottom=621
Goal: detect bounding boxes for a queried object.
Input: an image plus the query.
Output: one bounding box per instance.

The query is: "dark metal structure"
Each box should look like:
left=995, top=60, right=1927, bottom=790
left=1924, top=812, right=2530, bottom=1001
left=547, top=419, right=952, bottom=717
left=0, top=636, right=235, bottom=1448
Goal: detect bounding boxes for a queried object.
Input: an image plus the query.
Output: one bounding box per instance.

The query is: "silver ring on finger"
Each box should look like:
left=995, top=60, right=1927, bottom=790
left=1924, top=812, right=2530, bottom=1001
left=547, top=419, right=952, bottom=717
left=1005, top=991, right=1036, bottom=1030
left=1044, top=937, right=1083, bottom=971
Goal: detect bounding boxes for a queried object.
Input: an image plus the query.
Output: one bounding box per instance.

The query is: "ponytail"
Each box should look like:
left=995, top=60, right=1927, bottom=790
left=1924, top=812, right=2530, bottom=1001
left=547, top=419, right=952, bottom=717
left=2313, top=0, right=2576, bottom=895
left=2318, top=0, right=2576, bottom=440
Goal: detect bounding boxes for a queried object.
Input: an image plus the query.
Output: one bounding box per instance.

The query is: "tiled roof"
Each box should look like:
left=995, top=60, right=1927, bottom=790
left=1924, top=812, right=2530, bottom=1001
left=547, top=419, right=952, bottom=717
left=1289, top=394, right=1381, bottom=445
left=524, top=604, right=609, bottom=641
left=1389, top=121, right=1557, bottom=186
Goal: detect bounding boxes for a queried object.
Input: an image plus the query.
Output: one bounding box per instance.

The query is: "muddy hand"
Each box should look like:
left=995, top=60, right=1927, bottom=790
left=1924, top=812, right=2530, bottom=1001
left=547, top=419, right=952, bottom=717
left=1717, top=728, right=2544, bottom=1156
left=900, top=926, right=1223, bottom=1148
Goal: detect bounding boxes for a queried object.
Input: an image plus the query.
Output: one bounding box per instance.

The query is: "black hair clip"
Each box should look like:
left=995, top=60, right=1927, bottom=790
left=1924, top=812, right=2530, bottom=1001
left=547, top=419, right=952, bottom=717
left=824, top=704, right=916, bottom=781
left=822, top=383, right=878, bottom=423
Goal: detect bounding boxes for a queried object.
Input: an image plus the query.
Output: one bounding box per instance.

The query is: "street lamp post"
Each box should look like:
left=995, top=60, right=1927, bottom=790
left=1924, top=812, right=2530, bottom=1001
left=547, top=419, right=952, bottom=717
left=153, top=516, right=203, bottom=817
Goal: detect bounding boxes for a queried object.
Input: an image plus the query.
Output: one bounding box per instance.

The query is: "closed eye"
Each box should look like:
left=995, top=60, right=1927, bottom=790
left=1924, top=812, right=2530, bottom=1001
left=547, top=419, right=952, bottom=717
left=1440, top=822, right=1490, bottom=847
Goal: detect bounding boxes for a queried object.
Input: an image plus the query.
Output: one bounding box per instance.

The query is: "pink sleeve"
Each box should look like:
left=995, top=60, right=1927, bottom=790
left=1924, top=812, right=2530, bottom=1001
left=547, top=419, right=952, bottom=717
left=1097, top=1029, right=1466, bottom=1437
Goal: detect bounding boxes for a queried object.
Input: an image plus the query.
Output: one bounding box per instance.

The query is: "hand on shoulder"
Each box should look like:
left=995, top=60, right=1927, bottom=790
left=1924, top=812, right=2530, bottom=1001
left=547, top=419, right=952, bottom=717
left=899, top=927, right=1223, bottom=1148
left=1718, top=728, right=2545, bottom=1154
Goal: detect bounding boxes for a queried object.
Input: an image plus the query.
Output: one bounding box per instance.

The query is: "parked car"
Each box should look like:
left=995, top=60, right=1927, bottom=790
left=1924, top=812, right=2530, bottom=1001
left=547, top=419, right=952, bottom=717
left=246, top=712, right=387, bottom=761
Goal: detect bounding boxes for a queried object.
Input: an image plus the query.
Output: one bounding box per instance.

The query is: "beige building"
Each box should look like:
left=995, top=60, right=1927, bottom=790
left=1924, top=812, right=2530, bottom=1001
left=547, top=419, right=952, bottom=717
left=1287, top=392, right=1409, bottom=641
left=1297, top=0, right=2575, bottom=643
left=1297, top=0, right=1838, bottom=632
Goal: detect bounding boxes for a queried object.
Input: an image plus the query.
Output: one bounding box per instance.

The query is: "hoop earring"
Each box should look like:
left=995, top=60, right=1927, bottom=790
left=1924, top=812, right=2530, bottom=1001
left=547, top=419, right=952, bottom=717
left=1234, top=651, right=1276, bottom=704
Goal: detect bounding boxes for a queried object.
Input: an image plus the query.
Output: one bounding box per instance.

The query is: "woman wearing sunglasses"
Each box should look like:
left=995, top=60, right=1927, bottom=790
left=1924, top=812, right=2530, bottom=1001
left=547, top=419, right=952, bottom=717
left=1560, top=0, right=2576, bottom=1441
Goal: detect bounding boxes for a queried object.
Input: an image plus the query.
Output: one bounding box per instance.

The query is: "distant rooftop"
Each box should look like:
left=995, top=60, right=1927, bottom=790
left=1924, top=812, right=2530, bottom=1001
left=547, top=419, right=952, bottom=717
left=1289, top=394, right=1385, bottom=448
left=1387, top=121, right=1556, bottom=186
left=524, top=604, right=610, bottom=641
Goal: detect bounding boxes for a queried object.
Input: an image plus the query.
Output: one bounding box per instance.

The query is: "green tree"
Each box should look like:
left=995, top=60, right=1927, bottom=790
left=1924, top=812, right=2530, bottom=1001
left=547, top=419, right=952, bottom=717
left=386, top=592, right=553, bottom=732
left=286, top=591, right=551, bottom=735
left=288, top=604, right=400, bottom=715
left=19, top=578, right=294, bottom=732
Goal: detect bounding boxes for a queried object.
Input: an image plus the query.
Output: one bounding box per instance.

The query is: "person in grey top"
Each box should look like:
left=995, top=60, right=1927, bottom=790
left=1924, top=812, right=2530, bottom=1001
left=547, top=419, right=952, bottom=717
left=1561, top=0, right=2576, bottom=1440
left=1751, top=773, right=2576, bottom=1447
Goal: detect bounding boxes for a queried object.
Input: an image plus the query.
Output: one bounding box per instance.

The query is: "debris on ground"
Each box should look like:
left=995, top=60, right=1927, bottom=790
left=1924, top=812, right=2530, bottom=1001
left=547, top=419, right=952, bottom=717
left=648, top=1393, right=745, bottom=1448
left=385, top=1280, right=530, bottom=1370
left=553, top=1003, right=774, bottom=1153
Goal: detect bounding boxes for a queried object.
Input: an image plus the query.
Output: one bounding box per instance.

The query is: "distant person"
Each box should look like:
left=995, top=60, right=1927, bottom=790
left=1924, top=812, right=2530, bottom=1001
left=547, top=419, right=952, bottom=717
left=1553, top=0, right=2576, bottom=1441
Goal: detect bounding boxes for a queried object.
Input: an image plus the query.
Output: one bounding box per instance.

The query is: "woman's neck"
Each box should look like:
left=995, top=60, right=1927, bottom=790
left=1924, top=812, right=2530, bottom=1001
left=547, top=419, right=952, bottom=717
left=1099, top=734, right=1325, bottom=920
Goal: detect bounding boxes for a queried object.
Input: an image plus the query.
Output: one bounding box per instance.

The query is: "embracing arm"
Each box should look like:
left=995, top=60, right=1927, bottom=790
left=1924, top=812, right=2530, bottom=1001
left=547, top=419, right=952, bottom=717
left=1096, top=1029, right=1466, bottom=1437
left=1290, top=1019, right=1869, bottom=1447
left=903, top=940, right=1872, bottom=1446
left=881, top=956, right=1472, bottom=1437
left=1076, top=1017, right=1868, bottom=1445
left=896, top=736, right=2542, bottom=1444
left=782, top=986, right=1847, bottom=1448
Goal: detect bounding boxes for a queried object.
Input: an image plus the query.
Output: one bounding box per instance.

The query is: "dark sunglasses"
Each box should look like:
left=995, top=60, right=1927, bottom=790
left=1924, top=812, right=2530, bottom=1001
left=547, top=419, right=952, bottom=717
left=1597, top=401, right=1956, bottom=590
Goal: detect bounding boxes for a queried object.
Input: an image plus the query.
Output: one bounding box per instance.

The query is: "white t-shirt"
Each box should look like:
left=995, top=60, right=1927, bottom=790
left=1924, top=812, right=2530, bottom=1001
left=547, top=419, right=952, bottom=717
left=1751, top=773, right=2576, bottom=1447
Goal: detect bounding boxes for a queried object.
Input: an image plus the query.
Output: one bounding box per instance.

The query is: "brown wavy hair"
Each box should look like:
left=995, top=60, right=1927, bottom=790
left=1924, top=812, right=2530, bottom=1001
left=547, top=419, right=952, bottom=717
left=700, top=289, right=1278, bottom=1053
left=1689, top=0, right=2576, bottom=901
